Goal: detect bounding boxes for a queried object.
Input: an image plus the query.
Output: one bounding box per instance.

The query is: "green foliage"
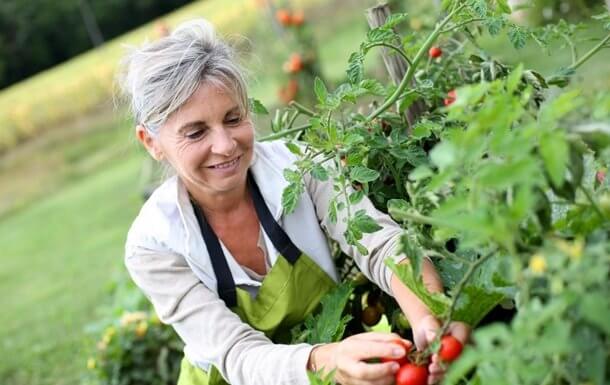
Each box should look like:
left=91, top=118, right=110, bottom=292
left=265, top=2, right=610, bottom=383
left=291, top=283, right=354, bottom=344
left=87, top=310, right=184, bottom=385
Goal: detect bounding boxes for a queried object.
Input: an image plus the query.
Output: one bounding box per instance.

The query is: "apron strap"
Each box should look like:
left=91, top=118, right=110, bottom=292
left=191, top=201, right=238, bottom=308
left=190, top=171, right=303, bottom=307
left=247, top=172, right=301, bottom=264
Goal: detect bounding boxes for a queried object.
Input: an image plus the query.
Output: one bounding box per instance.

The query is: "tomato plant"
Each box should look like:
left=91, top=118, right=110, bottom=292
left=266, top=1, right=610, bottom=384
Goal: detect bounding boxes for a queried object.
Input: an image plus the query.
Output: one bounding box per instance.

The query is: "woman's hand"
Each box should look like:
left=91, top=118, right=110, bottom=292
left=412, top=315, right=471, bottom=384
left=310, top=332, right=412, bottom=385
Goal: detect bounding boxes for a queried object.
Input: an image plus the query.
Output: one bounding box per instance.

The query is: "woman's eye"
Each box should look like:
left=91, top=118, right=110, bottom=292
left=185, top=130, right=205, bottom=139
left=226, top=116, right=241, bottom=125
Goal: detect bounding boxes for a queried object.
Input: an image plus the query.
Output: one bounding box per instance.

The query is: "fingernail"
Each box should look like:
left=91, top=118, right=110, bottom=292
left=393, top=348, right=404, bottom=356
left=391, top=363, right=400, bottom=372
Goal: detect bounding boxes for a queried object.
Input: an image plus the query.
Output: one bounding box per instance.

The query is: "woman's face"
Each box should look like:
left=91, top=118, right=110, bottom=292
left=145, top=82, right=254, bottom=198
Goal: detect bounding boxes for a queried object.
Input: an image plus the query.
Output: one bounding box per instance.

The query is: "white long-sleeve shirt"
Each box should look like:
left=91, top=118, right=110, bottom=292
left=124, top=140, right=406, bottom=385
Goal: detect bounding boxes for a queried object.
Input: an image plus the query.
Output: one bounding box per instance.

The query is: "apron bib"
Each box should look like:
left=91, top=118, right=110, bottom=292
left=177, top=172, right=336, bottom=385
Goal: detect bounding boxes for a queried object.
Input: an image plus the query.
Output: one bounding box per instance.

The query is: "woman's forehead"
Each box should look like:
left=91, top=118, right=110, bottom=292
left=165, top=83, right=240, bottom=128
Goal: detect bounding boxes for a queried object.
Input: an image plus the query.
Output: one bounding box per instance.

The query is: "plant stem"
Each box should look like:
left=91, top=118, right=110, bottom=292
left=438, top=248, right=497, bottom=337
left=580, top=185, right=605, bottom=220
left=336, top=154, right=352, bottom=220
left=289, top=101, right=316, bottom=117
left=366, top=42, right=413, bottom=67
left=568, top=32, right=610, bottom=71
left=366, top=3, right=466, bottom=122
left=401, top=210, right=450, bottom=228
left=440, top=18, right=484, bottom=34
left=559, top=32, right=577, bottom=66
left=259, top=123, right=311, bottom=142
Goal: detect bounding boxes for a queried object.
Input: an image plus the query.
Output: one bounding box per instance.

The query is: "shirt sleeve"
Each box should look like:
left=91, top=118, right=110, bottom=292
left=124, top=243, right=314, bottom=385
left=303, top=168, right=406, bottom=295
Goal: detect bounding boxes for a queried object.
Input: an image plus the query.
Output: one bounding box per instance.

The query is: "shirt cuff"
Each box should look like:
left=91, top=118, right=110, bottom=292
left=292, top=343, right=317, bottom=385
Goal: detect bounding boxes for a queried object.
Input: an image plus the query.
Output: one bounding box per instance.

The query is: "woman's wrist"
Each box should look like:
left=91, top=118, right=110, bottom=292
left=307, top=343, right=337, bottom=373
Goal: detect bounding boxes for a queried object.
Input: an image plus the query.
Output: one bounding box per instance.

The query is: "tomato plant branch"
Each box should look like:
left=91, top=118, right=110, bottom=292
left=559, top=32, right=577, bottom=66
left=437, top=248, right=497, bottom=337
left=289, top=100, right=316, bottom=117
left=579, top=185, right=605, bottom=219
left=336, top=154, right=353, bottom=220
left=401, top=210, right=450, bottom=228
left=568, top=32, right=610, bottom=71
left=260, top=123, right=311, bottom=142
left=366, top=3, right=466, bottom=122
left=366, top=42, right=413, bottom=67
left=440, top=18, right=484, bottom=34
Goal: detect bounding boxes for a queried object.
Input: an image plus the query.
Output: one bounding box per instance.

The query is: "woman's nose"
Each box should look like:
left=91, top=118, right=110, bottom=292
left=210, top=128, right=236, bottom=156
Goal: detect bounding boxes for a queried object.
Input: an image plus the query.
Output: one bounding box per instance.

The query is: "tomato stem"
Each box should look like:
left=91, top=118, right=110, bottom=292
left=259, top=123, right=311, bottom=142
left=437, top=248, right=497, bottom=340
left=579, top=185, right=605, bottom=220
left=289, top=100, right=316, bottom=117
left=568, top=32, right=610, bottom=72
left=366, top=3, right=467, bottom=122
left=366, top=42, right=414, bottom=67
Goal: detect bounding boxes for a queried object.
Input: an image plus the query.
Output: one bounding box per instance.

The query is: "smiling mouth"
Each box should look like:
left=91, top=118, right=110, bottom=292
left=207, top=155, right=241, bottom=169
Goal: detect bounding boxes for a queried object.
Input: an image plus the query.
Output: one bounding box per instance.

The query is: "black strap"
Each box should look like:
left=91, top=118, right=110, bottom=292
left=191, top=200, right=238, bottom=308
left=247, top=172, right=301, bottom=264
left=190, top=172, right=302, bottom=307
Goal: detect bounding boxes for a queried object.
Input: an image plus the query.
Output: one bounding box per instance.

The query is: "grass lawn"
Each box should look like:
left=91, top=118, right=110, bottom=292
left=0, top=151, right=145, bottom=384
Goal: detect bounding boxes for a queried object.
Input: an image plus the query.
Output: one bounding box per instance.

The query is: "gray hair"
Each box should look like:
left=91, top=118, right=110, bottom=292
left=118, top=19, right=249, bottom=135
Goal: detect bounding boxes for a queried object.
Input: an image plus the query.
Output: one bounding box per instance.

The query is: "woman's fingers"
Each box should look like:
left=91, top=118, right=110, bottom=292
left=333, top=332, right=415, bottom=385
left=338, top=361, right=398, bottom=381
left=447, top=321, right=471, bottom=344
left=341, top=339, right=407, bottom=362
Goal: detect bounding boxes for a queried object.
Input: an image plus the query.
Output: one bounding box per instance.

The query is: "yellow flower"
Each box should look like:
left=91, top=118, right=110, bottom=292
left=556, top=239, right=583, bottom=262
left=529, top=254, right=547, bottom=274
left=97, top=340, right=108, bottom=351
left=104, top=326, right=116, bottom=338
left=87, top=358, right=96, bottom=370
left=135, top=321, right=148, bottom=338
left=120, top=311, right=148, bottom=326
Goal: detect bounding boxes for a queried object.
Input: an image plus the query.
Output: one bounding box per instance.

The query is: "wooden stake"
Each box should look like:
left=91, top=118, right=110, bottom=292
left=365, top=3, right=425, bottom=133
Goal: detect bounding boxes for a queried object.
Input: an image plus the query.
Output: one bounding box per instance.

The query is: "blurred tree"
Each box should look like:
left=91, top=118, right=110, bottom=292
left=0, top=0, right=193, bottom=90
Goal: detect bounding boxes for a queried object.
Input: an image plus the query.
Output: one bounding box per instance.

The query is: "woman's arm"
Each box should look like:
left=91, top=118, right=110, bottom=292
left=125, top=244, right=314, bottom=385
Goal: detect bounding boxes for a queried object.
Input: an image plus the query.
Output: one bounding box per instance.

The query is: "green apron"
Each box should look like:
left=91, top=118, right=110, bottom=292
left=178, top=172, right=336, bottom=385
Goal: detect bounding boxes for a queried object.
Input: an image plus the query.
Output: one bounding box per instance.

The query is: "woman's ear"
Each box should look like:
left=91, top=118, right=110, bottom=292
left=135, top=125, right=165, bottom=161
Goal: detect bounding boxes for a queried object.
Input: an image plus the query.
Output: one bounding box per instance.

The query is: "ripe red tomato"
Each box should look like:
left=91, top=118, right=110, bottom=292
left=275, top=9, right=292, bottom=26
left=444, top=89, right=457, bottom=106
left=428, top=46, right=442, bottom=58
left=291, top=10, right=305, bottom=26
left=439, top=335, right=463, bottom=362
left=395, top=363, right=428, bottom=385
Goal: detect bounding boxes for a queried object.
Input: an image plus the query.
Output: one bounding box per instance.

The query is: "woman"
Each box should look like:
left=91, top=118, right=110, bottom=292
left=120, top=19, right=468, bottom=385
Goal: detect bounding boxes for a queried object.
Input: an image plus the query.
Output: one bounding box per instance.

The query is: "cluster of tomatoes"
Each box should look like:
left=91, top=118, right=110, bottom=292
left=381, top=336, right=463, bottom=385
left=275, top=9, right=305, bottom=27
left=283, top=53, right=304, bottom=74
left=426, top=46, right=459, bottom=108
